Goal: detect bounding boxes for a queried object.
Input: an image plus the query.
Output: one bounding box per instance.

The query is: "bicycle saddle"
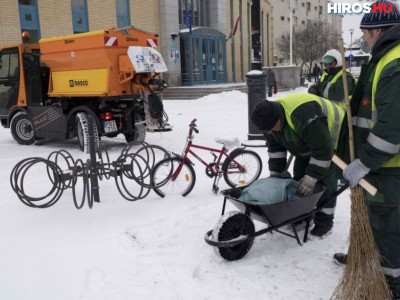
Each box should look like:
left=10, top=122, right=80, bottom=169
left=215, top=137, right=241, bottom=150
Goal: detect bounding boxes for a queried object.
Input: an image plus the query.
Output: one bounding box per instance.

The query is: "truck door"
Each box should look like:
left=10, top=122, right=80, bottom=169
left=0, top=48, right=20, bottom=116
left=23, top=52, right=42, bottom=106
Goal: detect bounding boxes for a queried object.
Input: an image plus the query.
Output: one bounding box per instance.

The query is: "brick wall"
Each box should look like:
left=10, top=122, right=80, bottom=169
left=38, top=0, right=72, bottom=38
left=0, top=0, right=160, bottom=44
left=0, top=1, right=22, bottom=45
left=131, top=0, right=159, bottom=33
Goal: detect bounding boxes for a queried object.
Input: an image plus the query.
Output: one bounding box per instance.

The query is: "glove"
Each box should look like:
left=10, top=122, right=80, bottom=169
left=298, top=175, right=317, bottom=196
left=269, top=170, right=291, bottom=179
left=343, top=159, right=370, bottom=188
left=307, top=82, right=319, bottom=96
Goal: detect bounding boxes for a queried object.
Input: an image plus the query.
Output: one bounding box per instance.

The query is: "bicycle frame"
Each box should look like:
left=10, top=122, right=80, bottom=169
left=171, top=125, right=245, bottom=181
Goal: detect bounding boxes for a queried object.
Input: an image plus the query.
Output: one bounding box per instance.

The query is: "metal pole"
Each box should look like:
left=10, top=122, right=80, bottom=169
left=87, top=115, right=100, bottom=203
left=349, top=28, right=354, bottom=72
left=289, top=0, right=293, bottom=66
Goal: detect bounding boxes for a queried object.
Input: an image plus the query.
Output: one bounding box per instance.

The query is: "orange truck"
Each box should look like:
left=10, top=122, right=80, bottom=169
left=0, top=26, right=170, bottom=152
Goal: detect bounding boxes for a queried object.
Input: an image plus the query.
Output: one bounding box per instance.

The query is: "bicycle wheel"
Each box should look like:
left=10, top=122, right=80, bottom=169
left=151, top=157, right=196, bottom=198
left=222, top=148, right=262, bottom=188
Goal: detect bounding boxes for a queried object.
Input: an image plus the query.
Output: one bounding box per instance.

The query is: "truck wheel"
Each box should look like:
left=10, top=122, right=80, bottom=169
left=76, top=112, right=100, bottom=153
left=125, top=113, right=146, bottom=143
left=10, top=113, right=36, bottom=145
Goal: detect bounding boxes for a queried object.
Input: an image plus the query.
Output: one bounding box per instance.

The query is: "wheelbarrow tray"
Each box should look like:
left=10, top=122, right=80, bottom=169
left=221, top=184, right=326, bottom=227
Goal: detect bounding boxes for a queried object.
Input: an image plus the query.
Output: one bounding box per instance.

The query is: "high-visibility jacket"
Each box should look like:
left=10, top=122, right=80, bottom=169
left=265, top=93, right=345, bottom=180
left=352, top=43, right=400, bottom=168
left=277, top=94, right=345, bottom=150
left=320, top=69, right=357, bottom=108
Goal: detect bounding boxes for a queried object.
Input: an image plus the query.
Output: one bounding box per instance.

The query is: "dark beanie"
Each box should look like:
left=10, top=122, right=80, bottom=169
left=251, top=100, right=280, bottom=131
left=360, top=0, right=400, bottom=29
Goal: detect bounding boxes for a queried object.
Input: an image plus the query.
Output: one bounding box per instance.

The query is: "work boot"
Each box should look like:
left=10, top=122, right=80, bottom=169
left=333, top=253, right=348, bottom=265
left=310, top=223, right=332, bottom=237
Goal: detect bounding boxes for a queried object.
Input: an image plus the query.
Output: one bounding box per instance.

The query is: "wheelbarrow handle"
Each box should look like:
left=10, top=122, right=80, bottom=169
left=332, top=155, right=377, bottom=196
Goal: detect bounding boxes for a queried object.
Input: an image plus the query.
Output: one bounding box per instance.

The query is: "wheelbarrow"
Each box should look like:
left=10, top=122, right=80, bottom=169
left=204, top=182, right=349, bottom=261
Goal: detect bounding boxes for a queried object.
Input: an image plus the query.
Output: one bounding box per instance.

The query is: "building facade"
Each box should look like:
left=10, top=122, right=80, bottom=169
left=269, top=0, right=342, bottom=65
left=0, top=0, right=273, bottom=87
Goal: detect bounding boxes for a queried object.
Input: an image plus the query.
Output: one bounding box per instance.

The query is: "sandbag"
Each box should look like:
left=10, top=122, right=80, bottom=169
left=239, top=178, right=299, bottom=205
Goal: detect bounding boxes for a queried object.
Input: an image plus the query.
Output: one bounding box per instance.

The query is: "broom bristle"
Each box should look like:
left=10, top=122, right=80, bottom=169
left=331, top=185, right=392, bottom=300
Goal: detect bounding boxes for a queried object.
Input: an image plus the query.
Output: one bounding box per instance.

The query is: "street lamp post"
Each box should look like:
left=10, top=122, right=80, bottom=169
left=349, top=28, right=354, bottom=72
left=289, top=0, right=293, bottom=66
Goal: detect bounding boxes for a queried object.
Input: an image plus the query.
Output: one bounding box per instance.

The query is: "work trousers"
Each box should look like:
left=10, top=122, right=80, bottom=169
left=365, top=173, right=400, bottom=297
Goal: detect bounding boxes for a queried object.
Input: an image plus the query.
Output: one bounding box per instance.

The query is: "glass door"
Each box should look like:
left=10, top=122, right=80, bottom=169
left=201, top=38, right=219, bottom=83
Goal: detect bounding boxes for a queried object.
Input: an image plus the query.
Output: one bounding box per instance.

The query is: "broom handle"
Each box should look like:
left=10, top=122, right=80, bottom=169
left=332, top=154, right=377, bottom=196
left=339, top=38, right=355, bottom=161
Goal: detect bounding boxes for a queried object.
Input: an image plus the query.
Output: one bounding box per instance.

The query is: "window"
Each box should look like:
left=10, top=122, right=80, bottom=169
left=178, top=0, right=210, bottom=27
left=0, top=49, right=20, bottom=113
left=0, top=50, right=19, bottom=80
left=18, top=0, right=40, bottom=42
left=116, top=0, right=130, bottom=27
left=281, top=16, right=285, bottom=21
left=71, top=0, right=89, bottom=33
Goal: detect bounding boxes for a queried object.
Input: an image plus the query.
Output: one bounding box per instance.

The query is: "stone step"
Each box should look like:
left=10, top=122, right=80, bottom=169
left=162, top=83, right=290, bottom=100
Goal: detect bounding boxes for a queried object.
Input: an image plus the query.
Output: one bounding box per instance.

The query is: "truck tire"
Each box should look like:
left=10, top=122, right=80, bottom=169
left=10, top=113, right=36, bottom=145
left=76, top=112, right=100, bottom=153
left=125, top=113, right=146, bottom=143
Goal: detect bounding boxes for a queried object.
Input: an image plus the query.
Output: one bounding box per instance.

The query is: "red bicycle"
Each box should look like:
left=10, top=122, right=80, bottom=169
left=150, top=119, right=262, bottom=197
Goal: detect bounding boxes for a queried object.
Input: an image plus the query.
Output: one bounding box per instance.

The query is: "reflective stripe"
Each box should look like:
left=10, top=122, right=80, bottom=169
left=319, top=97, right=329, bottom=115
left=383, top=267, right=400, bottom=278
left=321, top=70, right=357, bottom=103
left=353, top=116, right=371, bottom=129
left=309, top=157, right=331, bottom=168
left=319, top=97, right=342, bottom=148
left=298, top=152, right=312, bottom=156
left=320, top=207, right=335, bottom=215
left=268, top=151, right=287, bottom=158
left=367, top=133, right=400, bottom=154
left=331, top=102, right=341, bottom=149
left=323, top=82, right=331, bottom=98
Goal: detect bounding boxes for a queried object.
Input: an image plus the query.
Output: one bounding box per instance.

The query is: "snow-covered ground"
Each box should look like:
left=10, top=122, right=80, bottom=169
left=0, top=87, right=351, bottom=300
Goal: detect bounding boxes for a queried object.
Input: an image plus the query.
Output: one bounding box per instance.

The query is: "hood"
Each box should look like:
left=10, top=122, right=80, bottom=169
left=321, top=49, right=342, bottom=67
left=372, top=23, right=400, bottom=56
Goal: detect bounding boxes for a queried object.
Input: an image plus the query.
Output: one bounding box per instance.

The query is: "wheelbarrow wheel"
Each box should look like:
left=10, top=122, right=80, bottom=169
left=212, top=211, right=255, bottom=261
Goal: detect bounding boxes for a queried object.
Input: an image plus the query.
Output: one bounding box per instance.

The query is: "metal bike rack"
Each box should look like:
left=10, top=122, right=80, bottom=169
left=10, top=115, right=171, bottom=209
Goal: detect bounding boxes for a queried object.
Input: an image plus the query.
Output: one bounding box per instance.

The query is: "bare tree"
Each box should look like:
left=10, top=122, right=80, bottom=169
left=277, top=20, right=339, bottom=75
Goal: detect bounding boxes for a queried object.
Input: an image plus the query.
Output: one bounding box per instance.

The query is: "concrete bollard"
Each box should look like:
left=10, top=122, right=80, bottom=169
left=246, top=70, right=267, bottom=140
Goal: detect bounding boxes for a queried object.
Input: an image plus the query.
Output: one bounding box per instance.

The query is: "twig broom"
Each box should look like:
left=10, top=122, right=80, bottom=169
left=330, top=39, right=391, bottom=299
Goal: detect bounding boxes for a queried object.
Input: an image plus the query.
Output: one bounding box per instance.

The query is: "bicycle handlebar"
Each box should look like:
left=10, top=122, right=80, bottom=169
left=190, top=119, right=199, bottom=134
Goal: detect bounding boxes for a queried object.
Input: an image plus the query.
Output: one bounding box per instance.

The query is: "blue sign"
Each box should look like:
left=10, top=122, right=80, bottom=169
left=348, top=54, right=354, bottom=62
left=184, top=8, right=192, bottom=34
